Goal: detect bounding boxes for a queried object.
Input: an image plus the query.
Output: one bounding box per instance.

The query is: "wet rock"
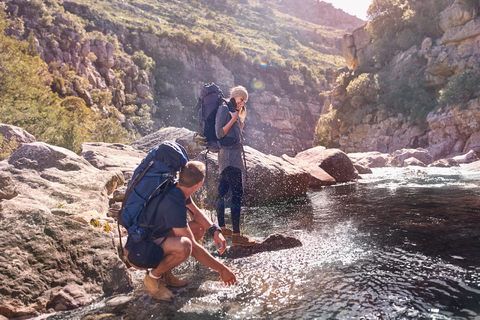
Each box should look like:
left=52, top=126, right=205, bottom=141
left=452, top=150, right=478, bottom=164
left=225, top=233, right=302, bottom=258
left=389, top=148, right=434, bottom=167
left=281, top=154, right=336, bottom=187
left=0, top=201, right=133, bottom=318
left=403, top=157, right=426, bottom=167
left=353, top=163, right=373, bottom=174
left=348, top=151, right=390, bottom=168
left=429, top=158, right=459, bottom=167
left=194, top=147, right=310, bottom=206
left=294, top=147, right=359, bottom=182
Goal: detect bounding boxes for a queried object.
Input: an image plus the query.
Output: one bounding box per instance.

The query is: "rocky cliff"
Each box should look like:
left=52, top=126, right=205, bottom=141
left=326, top=0, right=480, bottom=160
left=1, top=0, right=364, bottom=156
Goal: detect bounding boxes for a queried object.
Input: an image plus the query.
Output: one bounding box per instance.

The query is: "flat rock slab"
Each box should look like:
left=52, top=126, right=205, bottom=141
left=1, top=142, right=124, bottom=216
left=225, top=233, right=302, bottom=258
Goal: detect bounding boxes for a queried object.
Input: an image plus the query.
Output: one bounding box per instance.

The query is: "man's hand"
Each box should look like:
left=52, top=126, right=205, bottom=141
left=214, top=231, right=227, bottom=255
left=219, top=266, right=236, bottom=286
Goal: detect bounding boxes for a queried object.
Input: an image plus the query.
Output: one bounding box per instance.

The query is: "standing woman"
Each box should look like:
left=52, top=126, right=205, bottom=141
left=215, top=85, right=255, bottom=247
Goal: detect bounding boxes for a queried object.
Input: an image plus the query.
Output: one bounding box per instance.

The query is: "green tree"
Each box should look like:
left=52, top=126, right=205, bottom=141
left=0, top=9, right=61, bottom=144
left=438, top=69, right=480, bottom=106
left=346, top=73, right=380, bottom=108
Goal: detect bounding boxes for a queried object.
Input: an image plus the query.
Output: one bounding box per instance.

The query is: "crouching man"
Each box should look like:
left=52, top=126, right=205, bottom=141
left=141, top=161, right=236, bottom=300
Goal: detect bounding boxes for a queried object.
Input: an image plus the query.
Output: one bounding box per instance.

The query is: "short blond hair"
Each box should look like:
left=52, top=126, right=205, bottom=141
left=179, top=161, right=206, bottom=187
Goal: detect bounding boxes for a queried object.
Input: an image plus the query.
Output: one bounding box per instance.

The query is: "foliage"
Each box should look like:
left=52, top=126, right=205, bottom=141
left=346, top=73, right=380, bottom=108
left=132, top=50, right=155, bottom=72
left=0, top=11, right=62, bottom=145
left=366, top=0, right=447, bottom=64
left=378, top=69, right=436, bottom=123
left=132, top=104, right=154, bottom=136
left=0, top=134, right=19, bottom=161
left=314, top=109, right=338, bottom=147
left=438, top=69, right=480, bottom=106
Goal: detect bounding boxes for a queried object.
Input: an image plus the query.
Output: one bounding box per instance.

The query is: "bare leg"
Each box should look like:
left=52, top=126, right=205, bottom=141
left=151, top=236, right=192, bottom=278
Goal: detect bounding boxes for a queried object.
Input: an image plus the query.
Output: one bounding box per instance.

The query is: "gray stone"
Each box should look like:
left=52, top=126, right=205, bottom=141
left=295, top=147, right=359, bottom=182
left=0, top=201, right=133, bottom=318
left=3, top=142, right=124, bottom=216
left=193, top=147, right=310, bottom=206
left=130, top=127, right=204, bottom=159
left=81, top=142, right=146, bottom=174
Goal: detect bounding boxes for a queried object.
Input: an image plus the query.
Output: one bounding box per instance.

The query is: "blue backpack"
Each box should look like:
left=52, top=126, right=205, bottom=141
left=118, top=141, right=189, bottom=242
left=193, top=82, right=241, bottom=153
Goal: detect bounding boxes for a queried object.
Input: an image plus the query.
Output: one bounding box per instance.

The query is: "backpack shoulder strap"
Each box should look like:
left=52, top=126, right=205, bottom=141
left=121, top=160, right=155, bottom=211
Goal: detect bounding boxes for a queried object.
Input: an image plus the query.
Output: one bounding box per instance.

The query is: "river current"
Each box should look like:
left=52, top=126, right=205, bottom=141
left=47, top=166, right=480, bottom=320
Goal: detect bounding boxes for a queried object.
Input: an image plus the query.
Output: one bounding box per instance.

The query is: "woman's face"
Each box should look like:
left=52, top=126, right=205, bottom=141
left=234, top=96, right=247, bottom=110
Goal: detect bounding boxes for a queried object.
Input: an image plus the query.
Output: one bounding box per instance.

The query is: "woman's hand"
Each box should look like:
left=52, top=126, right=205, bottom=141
left=229, top=111, right=239, bottom=120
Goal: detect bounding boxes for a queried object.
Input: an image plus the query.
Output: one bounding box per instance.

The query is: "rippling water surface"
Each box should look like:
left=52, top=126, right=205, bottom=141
left=51, top=167, right=480, bottom=320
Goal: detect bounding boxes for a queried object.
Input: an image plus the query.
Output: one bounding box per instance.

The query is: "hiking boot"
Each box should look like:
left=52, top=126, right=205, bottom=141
left=193, top=133, right=208, bottom=145
left=163, top=270, right=187, bottom=287
left=232, top=234, right=256, bottom=247
left=221, top=228, right=233, bottom=238
left=143, top=273, right=174, bottom=301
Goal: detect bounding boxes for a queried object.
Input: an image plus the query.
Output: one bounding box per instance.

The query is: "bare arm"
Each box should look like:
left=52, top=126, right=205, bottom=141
left=172, top=226, right=236, bottom=285
left=187, top=201, right=227, bottom=255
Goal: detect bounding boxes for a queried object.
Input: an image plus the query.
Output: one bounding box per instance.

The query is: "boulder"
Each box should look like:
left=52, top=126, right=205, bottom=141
left=463, top=131, right=480, bottom=154
left=281, top=154, right=336, bottom=187
left=0, top=123, right=36, bottom=156
left=194, top=146, right=310, bottom=206
left=353, top=163, right=373, bottom=174
left=403, top=157, right=426, bottom=167
left=130, top=127, right=204, bottom=158
left=0, top=201, right=133, bottom=318
left=0, top=123, right=36, bottom=145
left=429, top=158, right=460, bottom=167
left=438, top=0, right=478, bottom=32
left=348, top=151, right=390, bottom=168
left=2, top=142, right=124, bottom=217
left=225, top=233, right=302, bottom=258
left=294, top=147, right=359, bottom=182
left=389, top=148, right=434, bottom=167
left=441, top=16, right=480, bottom=44
left=452, top=150, right=478, bottom=163
left=81, top=142, right=146, bottom=177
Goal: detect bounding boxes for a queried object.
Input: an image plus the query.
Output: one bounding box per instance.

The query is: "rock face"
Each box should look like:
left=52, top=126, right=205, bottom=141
left=342, top=26, right=372, bottom=70
left=2, top=142, right=124, bottom=216
left=0, top=141, right=133, bottom=318
left=130, top=127, right=203, bottom=159
left=81, top=142, right=146, bottom=176
left=294, top=147, right=359, bottom=182
left=193, top=146, right=311, bottom=206
left=0, top=201, right=133, bottom=318
left=0, top=124, right=36, bottom=153
left=329, top=1, right=480, bottom=157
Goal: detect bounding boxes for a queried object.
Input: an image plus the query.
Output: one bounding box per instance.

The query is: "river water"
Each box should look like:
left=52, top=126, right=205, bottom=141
left=48, top=166, right=480, bottom=320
